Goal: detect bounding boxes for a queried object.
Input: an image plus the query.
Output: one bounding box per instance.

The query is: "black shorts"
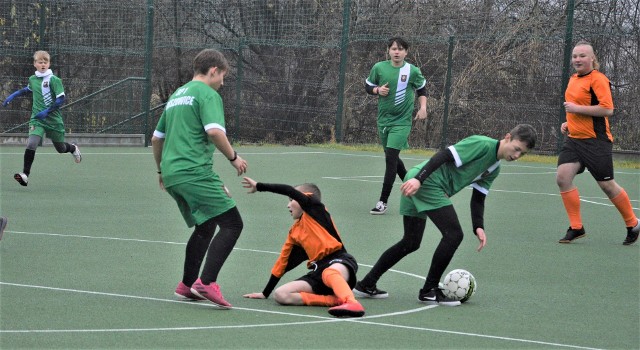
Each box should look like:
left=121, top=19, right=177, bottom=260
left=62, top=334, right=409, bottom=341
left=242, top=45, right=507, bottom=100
left=557, top=137, right=614, bottom=181
left=296, top=250, right=359, bottom=296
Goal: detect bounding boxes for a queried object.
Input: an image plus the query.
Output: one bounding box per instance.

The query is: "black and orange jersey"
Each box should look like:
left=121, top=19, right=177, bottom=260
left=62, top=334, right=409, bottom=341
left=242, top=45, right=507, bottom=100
left=564, top=69, right=614, bottom=142
left=255, top=183, right=344, bottom=279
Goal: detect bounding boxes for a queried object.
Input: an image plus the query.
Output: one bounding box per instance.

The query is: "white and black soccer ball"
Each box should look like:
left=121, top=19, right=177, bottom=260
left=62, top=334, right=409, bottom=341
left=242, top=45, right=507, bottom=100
left=442, top=269, right=477, bottom=303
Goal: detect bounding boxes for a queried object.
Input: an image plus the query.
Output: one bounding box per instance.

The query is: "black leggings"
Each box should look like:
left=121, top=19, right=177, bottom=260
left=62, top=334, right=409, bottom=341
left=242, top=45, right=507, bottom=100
left=361, top=205, right=463, bottom=292
left=26, top=135, right=72, bottom=153
left=379, top=147, right=407, bottom=203
left=182, top=206, right=243, bottom=286
left=22, top=135, right=75, bottom=175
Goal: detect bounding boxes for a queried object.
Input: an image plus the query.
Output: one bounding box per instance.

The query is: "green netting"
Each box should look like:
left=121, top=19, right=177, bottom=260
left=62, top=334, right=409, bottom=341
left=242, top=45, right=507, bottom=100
left=1, top=0, right=638, bottom=153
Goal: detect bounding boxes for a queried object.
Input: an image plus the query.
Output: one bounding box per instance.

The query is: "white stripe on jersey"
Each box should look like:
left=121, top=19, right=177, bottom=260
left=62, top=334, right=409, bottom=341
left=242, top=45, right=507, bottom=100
left=472, top=160, right=501, bottom=183
left=448, top=145, right=463, bottom=167
left=394, top=63, right=410, bottom=106
left=204, top=123, right=226, bottom=133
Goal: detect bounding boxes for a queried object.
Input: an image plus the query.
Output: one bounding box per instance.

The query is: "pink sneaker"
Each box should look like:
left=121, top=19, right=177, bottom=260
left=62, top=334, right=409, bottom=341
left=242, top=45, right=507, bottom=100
left=190, top=278, right=232, bottom=309
left=174, top=281, right=205, bottom=301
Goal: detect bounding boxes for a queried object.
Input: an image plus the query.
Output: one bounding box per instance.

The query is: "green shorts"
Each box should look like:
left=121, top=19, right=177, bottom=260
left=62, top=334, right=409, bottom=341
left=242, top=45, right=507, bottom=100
left=29, top=124, right=65, bottom=143
left=378, top=125, right=410, bottom=150
left=165, top=173, right=236, bottom=227
left=399, top=168, right=451, bottom=219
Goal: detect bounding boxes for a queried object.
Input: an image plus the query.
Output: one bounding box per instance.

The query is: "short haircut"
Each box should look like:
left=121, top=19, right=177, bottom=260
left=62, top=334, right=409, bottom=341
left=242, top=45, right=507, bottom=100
left=574, top=40, right=600, bottom=70
left=387, top=37, right=409, bottom=51
left=33, top=50, right=50, bottom=62
left=509, top=124, right=537, bottom=150
left=193, top=49, right=230, bottom=75
left=296, top=183, right=321, bottom=201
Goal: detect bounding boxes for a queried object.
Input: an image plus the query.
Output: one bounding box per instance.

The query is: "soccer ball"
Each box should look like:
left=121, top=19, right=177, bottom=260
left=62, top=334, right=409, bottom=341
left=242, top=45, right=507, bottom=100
left=442, top=269, right=476, bottom=303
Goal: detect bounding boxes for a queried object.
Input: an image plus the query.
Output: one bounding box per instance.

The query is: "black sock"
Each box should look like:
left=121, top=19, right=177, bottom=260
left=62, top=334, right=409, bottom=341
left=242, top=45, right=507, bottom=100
left=397, top=157, right=407, bottom=180
left=23, top=149, right=36, bottom=175
left=199, top=207, right=243, bottom=284
left=361, top=216, right=426, bottom=287
left=182, top=222, right=216, bottom=286
left=380, top=148, right=402, bottom=203
left=422, top=206, right=464, bottom=291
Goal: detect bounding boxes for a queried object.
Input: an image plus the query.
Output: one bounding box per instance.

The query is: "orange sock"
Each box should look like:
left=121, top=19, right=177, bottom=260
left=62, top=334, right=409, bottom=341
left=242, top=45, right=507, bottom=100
left=321, top=267, right=357, bottom=304
left=610, top=189, right=638, bottom=227
left=561, top=188, right=582, bottom=229
left=300, top=292, right=340, bottom=306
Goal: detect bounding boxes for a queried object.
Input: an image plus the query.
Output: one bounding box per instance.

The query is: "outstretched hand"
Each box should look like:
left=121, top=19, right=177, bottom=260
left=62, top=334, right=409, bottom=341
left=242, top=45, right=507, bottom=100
left=242, top=177, right=257, bottom=193
left=243, top=292, right=266, bottom=299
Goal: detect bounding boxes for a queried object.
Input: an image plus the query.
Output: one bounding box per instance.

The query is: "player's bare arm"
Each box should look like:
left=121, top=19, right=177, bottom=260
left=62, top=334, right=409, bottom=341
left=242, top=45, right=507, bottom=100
left=563, top=102, right=613, bottom=117
left=208, top=128, right=248, bottom=176
left=151, top=135, right=165, bottom=190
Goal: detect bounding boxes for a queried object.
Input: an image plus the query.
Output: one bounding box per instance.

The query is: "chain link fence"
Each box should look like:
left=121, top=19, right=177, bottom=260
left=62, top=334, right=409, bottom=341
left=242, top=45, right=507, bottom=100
left=1, top=0, right=638, bottom=153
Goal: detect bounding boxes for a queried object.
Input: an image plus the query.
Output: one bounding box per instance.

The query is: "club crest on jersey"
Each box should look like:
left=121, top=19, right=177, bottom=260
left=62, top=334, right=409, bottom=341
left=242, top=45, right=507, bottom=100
left=43, top=81, right=49, bottom=88
left=401, top=75, right=407, bottom=82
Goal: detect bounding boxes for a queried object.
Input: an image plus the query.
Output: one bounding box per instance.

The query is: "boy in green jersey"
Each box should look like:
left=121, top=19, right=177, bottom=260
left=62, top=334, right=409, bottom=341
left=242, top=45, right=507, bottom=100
left=354, top=124, right=537, bottom=305
left=365, top=37, right=428, bottom=215
left=152, top=49, right=248, bottom=309
left=3, top=51, right=82, bottom=186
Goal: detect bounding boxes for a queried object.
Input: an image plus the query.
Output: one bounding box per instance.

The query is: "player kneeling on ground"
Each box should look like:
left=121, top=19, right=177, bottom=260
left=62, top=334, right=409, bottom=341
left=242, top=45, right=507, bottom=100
left=241, top=177, right=365, bottom=318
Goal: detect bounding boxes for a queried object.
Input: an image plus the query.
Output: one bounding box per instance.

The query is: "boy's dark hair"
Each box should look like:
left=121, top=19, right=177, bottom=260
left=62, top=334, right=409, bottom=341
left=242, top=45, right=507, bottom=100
left=296, top=183, right=321, bottom=201
left=387, top=37, right=409, bottom=50
left=193, top=49, right=230, bottom=75
left=509, top=124, right=537, bottom=149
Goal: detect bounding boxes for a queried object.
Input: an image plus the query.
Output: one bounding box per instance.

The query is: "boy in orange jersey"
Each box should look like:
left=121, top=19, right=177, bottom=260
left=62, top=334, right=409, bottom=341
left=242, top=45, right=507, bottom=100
left=557, top=40, right=639, bottom=245
left=241, top=177, right=365, bottom=317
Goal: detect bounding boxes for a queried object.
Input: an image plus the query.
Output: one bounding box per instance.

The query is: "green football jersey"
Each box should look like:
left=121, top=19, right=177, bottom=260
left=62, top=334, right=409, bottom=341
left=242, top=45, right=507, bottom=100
left=416, top=135, right=501, bottom=196
left=154, top=80, right=226, bottom=187
left=366, top=60, right=426, bottom=127
left=29, top=74, right=65, bottom=130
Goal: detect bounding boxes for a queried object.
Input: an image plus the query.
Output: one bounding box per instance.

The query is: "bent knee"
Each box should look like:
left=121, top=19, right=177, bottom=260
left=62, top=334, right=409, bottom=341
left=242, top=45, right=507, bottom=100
left=53, top=143, right=68, bottom=153
left=455, top=232, right=464, bottom=244
left=556, top=174, right=571, bottom=188
left=443, top=231, right=464, bottom=247
left=273, top=288, right=292, bottom=305
left=399, top=240, right=421, bottom=254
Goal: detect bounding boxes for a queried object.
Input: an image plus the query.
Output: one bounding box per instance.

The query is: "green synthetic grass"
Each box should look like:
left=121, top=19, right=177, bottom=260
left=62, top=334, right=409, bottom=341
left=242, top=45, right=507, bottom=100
left=308, top=143, right=639, bottom=169
left=0, top=145, right=638, bottom=349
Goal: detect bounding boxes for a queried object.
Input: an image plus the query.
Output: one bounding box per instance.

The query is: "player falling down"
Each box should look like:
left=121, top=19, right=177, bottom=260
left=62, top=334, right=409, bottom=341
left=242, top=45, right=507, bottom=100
left=241, top=177, right=365, bottom=318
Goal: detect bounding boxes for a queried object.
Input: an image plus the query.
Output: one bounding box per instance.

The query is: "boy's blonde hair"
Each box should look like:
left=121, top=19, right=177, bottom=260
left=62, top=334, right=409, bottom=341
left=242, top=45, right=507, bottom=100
left=33, top=50, right=50, bottom=62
